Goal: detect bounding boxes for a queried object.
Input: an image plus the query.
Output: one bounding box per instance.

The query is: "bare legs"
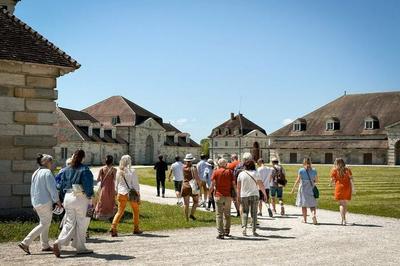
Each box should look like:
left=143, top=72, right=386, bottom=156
left=183, top=195, right=199, bottom=221
left=301, top=207, right=317, bottom=224
left=339, top=200, right=348, bottom=225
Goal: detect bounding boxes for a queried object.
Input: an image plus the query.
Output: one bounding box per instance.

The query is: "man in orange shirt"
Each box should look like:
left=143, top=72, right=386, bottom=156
left=210, top=158, right=237, bottom=239
left=227, top=154, right=240, bottom=170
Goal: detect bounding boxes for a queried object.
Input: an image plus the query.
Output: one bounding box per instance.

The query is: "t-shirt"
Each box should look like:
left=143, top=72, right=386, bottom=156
left=211, top=168, right=235, bottom=197
left=154, top=161, right=168, bottom=179
left=227, top=160, right=240, bottom=171
left=237, top=170, right=261, bottom=198
left=171, top=161, right=184, bottom=182
left=197, top=160, right=207, bottom=181
left=257, top=166, right=272, bottom=189
left=299, top=168, right=317, bottom=183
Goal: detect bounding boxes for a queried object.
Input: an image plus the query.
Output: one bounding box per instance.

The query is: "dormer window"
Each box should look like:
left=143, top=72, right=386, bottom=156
left=293, top=119, right=306, bottom=131
left=365, top=116, right=379, bottom=130
left=111, top=116, right=120, bottom=125
left=326, top=117, right=340, bottom=131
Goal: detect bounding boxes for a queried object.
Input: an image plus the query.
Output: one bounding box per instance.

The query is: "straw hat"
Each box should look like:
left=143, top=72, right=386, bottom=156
left=184, top=153, right=195, bottom=162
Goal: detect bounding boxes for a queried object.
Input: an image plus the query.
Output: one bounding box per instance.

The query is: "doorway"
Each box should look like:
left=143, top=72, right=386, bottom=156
left=145, top=135, right=154, bottom=164
left=325, top=153, right=333, bottom=164
left=289, top=153, right=297, bottom=164
left=363, top=153, right=372, bottom=165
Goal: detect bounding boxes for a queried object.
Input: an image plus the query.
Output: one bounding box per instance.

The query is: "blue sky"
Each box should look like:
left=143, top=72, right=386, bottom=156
left=15, top=0, right=400, bottom=142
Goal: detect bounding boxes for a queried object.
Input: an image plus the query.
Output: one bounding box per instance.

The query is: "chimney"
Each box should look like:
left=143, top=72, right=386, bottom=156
left=88, top=126, right=93, bottom=137
left=111, top=127, right=117, bottom=139
left=0, top=0, right=20, bottom=14
left=186, top=134, right=190, bottom=144
left=230, top=113, right=235, bottom=120
left=100, top=127, right=104, bottom=138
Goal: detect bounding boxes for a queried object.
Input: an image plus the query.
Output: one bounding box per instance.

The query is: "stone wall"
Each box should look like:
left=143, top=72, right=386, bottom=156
left=0, top=60, right=63, bottom=217
left=162, top=146, right=201, bottom=164
left=387, top=124, right=400, bottom=165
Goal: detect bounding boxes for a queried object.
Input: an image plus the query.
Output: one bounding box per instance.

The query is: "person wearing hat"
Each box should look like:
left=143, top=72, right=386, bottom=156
left=204, top=159, right=216, bottom=211
left=269, top=157, right=287, bottom=215
left=181, top=154, right=201, bottom=221
left=19, top=154, right=62, bottom=255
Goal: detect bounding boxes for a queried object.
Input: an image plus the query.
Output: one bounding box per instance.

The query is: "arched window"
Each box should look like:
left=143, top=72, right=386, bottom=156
left=365, top=116, right=380, bottom=130
left=293, top=119, right=306, bottom=131
left=326, top=117, right=340, bottom=131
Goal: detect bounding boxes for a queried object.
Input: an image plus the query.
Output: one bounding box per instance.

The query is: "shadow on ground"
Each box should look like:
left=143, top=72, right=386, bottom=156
left=60, top=250, right=135, bottom=261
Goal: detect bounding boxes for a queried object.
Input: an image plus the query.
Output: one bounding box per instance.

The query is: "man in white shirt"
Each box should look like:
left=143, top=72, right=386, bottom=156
left=196, top=154, right=208, bottom=207
left=257, top=159, right=273, bottom=217
left=168, top=156, right=184, bottom=205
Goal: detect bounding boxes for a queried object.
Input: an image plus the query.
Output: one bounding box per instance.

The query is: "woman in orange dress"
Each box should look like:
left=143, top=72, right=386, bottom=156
left=330, top=158, right=354, bottom=225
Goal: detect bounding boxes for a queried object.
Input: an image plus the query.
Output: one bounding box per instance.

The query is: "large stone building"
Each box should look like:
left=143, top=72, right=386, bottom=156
left=55, top=96, right=201, bottom=165
left=209, top=113, right=269, bottom=161
left=0, top=2, right=80, bottom=216
left=269, top=92, right=400, bottom=165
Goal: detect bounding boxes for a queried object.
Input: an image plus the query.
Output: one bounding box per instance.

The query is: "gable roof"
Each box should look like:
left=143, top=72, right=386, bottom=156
left=0, top=9, right=80, bottom=70
left=82, top=96, right=163, bottom=126
left=211, top=113, right=267, bottom=137
left=270, top=91, right=400, bottom=137
left=58, top=107, right=126, bottom=144
left=163, top=123, right=181, bottom=133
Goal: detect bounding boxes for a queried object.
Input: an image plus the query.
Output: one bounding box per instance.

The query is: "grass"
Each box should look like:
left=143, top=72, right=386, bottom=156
left=135, top=165, right=400, bottom=218
left=0, top=201, right=239, bottom=243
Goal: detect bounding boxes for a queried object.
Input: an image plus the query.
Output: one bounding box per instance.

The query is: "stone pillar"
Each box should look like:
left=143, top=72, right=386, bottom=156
left=0, top=61, right=59, bottom=217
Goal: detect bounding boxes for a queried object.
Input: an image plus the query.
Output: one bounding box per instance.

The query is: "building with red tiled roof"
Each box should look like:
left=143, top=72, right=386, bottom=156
left=269, top=92, right=400, bottom=165
left=209, top=113, right=269, bottom=162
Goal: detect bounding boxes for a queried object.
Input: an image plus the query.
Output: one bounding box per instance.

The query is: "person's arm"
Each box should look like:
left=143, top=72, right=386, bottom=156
left=236, top=180, right=241, bottom=204
left=168, top=167, right=173, bottom=182
left=257, top=180, right=267, bottom=201
left=81, top=168, right=94, bottom=199
left=45, top=171, right=61, bottom=206
left=209, top=180, right=216, bottom=195
left=97, top=168, right=103, bottom=182
left=291, top=175, right=301, bottom=194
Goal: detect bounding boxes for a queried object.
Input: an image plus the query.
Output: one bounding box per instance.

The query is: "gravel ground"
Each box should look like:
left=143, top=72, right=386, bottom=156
left=1, top=167, right=399, bottom=266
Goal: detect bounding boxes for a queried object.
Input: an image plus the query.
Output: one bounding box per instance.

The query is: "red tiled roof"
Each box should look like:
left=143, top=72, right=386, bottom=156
left=0, top=9, right=80, bottom=69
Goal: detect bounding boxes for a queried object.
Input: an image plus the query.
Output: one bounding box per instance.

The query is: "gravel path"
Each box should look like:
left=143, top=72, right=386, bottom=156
left=1, top=167, right=399, bottom=265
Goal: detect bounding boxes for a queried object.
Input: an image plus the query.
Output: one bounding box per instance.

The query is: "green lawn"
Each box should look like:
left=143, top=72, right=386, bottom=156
left=136, top=165, right=400, bottom=218
left=0, top=201, right=239, bottom=243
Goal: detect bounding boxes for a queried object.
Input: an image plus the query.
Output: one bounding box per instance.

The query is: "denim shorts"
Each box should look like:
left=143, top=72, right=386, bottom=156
left=270, top=187, right=283, bottom=199
left=174, top=181, right=183, bottom=192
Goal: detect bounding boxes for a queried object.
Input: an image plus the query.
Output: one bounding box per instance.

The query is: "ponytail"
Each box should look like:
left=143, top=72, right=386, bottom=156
left=71, top=149, right=85, bottom=168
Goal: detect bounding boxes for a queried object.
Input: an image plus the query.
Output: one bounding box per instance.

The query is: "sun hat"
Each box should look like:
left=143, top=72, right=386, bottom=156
left=207, top=159, right=214, bottom=165
left=271, top=157, right=279, bottom=162
left=184, top=153, right=195, bottom=162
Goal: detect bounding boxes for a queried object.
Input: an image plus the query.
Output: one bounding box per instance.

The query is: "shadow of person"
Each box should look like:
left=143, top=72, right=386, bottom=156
left=265, top=235, right=296, bottom=239
left=317, top=222, right=382, bottom=228
left=86, top=238, right=123, bottom=244
left=61, top=251, right=135, bottom=261
left=228, top=236, right=268, bottom=241
left=257, top=227, right=292, bottom=231
left=134, top=233, right=170, bottom=238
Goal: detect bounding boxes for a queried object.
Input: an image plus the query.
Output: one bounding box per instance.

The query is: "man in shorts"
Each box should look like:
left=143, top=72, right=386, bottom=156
left=196, top=154, right=208, bottom=207
left=257, top=158, right=272, bottom=217
left=168, top=156, right=184, bottom=205
left=269, top=157, right=286, bottom=215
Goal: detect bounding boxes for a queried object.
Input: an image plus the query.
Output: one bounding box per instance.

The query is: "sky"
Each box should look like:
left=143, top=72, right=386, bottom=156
left=15, top=0, right=400, bottom=142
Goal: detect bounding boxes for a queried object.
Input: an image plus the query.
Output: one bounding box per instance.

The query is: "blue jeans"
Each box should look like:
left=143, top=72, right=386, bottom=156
left=270, top=187, right=283, bottom=199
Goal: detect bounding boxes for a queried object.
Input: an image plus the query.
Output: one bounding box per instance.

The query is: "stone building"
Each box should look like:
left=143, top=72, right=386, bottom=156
left=56, top=96, right=201, bottom=165
left=209, top=113, right=269, bottom=161
left=0, top=3, right=80, bottom=216
left=54, top=107, right=128, bottom=166
left=269, top=92, right=400, bottom=165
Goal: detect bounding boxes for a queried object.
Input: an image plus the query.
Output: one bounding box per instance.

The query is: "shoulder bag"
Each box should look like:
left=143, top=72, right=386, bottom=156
left=305, top=169, right=319, bottom=199
left=122, top=171, right=140, bottom=202
left=189, top=167, right=200, bottom=195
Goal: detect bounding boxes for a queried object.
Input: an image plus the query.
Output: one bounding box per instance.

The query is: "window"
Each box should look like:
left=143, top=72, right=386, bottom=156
left=293, top=119, right=306, bottom=131
left=326, top=118, right=340, bottom=131
left=225, top=141, right=228, bottom=146
left=214, top=141, right=218, bottom=147
left=365, top=116, right=379, bottom=130
left=61, top=147, right=68, bottom=160
left=235, top=141, right=239, bottom=147
left=0, top=5, right=7, bottom=10
left=111, top=116, right=120, bottom=125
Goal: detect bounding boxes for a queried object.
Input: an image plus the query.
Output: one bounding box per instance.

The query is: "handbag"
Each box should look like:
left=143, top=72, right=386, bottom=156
left=122, top=172, right=140, bottom=202
left=305, top=169, right=319, bottom=199
left=189, top=167, right=200, bottom=195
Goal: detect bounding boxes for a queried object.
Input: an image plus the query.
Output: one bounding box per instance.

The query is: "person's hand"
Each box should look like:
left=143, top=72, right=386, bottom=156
left=56, top=201, right=62, bottom=208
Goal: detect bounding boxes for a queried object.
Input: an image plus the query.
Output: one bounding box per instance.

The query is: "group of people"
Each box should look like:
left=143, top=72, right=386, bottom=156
left=18, top=148, right=355, bottom=257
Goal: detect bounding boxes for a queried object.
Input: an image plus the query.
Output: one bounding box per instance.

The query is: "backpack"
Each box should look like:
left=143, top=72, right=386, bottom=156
left=272, top=166, right=287, bottom=187
left=233, top=163, right=244, bottom=179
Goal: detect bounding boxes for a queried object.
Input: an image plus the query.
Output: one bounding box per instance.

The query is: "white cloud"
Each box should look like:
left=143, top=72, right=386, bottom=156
left=282, top=118, right=293, bottom=126
left=174, top=118, right=189, bottom=126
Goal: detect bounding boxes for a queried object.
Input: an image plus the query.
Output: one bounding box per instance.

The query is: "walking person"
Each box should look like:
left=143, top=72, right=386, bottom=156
left=154, top=155, right=168, bottom=198
left=291, top=158, right=319, bottom=225
left=237, top=159, right=267, bottom=236
left=257, top=158, right=273, bottom=217
left=330, top=158, right=354, bottom=225
left=18, top=154, right=61, bottom=255
left=209, top=158, right=236, bottom=239
left=181, top=154, right=201, bottom=221
left=53, top=150, right=94, bottom=257
left=110, top=155, right=143, bottom=236
left=269, top=157, right=287, bottom=215
left=228, top=153, right=242, bottom=217
left=94, top=155, right=117, bottom=221
left=204, top=159, right=215, bottom=211
left=197, top=154, right=208, bottom=207
left=168, top=156, right=184, bottom=206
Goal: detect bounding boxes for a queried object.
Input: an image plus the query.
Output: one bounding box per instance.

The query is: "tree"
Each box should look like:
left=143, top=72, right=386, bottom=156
left=200, top=139, right=210, bottom=157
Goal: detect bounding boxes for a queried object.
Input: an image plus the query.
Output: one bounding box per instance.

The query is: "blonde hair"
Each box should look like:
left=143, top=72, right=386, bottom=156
left=334, top=158, right=347, bottom=177
left=217, top=158, right=227, bottom=168
left=303, top=157, right=312, bottom=170
left=118, top=155, right=132, bottom=181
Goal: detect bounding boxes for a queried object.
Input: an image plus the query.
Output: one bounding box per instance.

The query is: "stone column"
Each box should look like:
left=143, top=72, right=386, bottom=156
left=0, top=61, right=59, bottom=217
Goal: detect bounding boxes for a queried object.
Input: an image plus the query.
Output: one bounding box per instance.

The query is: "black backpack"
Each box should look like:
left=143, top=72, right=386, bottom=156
left=272, top=166, right=287, bottom=187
